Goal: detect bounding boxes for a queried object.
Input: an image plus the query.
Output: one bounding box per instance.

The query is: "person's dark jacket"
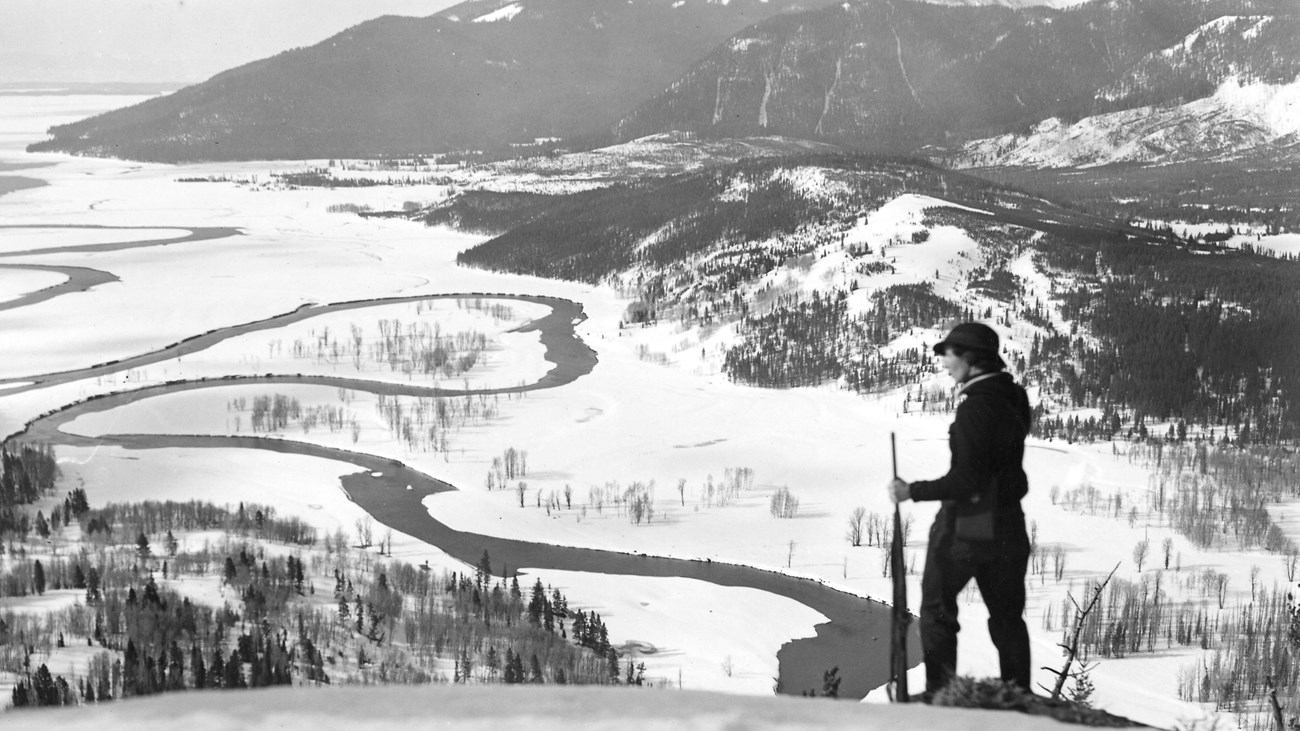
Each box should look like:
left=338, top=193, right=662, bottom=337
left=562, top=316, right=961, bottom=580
left=909, top=372, right=1032, bottom=513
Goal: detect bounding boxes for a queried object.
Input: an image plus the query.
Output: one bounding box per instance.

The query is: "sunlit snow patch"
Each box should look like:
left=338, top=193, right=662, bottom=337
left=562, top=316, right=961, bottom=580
left=472, top=3, right=524, bottom=22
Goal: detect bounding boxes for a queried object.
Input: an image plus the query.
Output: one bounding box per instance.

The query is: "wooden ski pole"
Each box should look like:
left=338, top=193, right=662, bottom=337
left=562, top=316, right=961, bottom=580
left=890, top=431, right=911, bottom=703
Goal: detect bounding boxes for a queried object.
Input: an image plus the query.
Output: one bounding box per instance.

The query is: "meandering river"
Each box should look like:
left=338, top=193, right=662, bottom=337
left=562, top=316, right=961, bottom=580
left=2, top=225, right=912, bottom=699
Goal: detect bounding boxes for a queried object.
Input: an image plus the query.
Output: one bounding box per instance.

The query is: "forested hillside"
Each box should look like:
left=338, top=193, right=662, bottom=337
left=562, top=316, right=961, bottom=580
left=447, top=151, right=1295, bottom=443
left=3, top=486, right=641, bottom=709
left=1029, top=228, right=1299, bottom=442
left=454, top=153, right=1116, bottom=284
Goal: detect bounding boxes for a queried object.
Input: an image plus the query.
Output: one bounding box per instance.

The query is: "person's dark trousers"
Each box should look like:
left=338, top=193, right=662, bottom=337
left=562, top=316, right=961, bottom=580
left=919, top=509, right=1031, bottom=694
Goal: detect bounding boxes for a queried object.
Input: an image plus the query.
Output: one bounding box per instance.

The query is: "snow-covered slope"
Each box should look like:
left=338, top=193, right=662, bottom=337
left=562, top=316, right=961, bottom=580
left=471, top=2, right=524, bottom=22
left=943, top=75, right=1300, bottom=168
left=940, top=11, right=1300, bottom=169
left=29, top=685, right=1074, bottom=730
left=1098, top=14, right=1300, bottom=110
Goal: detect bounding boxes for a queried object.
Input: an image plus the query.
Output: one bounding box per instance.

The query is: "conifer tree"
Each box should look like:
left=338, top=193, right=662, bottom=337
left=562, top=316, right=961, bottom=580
left=209, top=648, right=225, bottom=688
left=123, top=640, right=140, bottom=696
left=168, top=642, right=184, bottom=690
left=192, top=645, right=206, bottom=689
left=11, top=680, right=29, bottom=707
left=529, top=654, right=544, bottom=683
left=509, top=650, right=525, bottom=683
left=528, top=579, right=546, bottom=625
left=503, top=648, right=518, bottom=683
left=458, top=647, right=473, bottom=682
left=224, top=649, right=245, bottom=688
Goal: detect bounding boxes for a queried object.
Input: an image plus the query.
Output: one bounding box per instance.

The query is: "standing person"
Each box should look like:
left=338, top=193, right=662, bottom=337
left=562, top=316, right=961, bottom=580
left=888, top=322, right=1033, bottom=699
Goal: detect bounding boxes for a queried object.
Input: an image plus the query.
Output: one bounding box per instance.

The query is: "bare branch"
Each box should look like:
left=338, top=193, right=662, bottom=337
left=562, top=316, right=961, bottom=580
left=1050, top=562, right=1120, bottom=700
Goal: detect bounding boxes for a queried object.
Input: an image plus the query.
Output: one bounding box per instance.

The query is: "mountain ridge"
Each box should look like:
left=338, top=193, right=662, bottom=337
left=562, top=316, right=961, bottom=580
left=25, top=0, right=1300, bottom=162
left=615, top=0, right=1299, bottom=154
left=26, top=0, right=827, bottom=161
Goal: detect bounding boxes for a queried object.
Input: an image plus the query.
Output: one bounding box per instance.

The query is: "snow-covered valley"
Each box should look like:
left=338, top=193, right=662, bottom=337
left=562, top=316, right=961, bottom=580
left=1, top=92, right=1292, bottom=729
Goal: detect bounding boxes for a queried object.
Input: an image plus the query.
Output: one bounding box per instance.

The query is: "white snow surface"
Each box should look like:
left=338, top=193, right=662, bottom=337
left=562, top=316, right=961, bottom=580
left=1249, top=233, right=1300, bottom=257
left=523, top=569, right=827, bottom=695
left=0, top=267, right=66, bottom=304
left=0, top=227, right=187, bottom=254
left=53, top=297, right=555, bottom=392
left=27, top=685, right=1076, bottom=730
left=472, top=3, right=524, bottom=22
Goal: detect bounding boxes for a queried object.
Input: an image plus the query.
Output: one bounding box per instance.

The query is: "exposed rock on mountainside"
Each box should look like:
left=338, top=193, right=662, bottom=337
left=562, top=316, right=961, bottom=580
left=615, top=0, right=1298, bottom=157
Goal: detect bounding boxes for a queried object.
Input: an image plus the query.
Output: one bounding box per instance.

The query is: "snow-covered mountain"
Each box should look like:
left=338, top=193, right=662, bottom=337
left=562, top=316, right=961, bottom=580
left=26, top=0, right=827, bottom=161
left=1096, top=14, right=1300, bottom=112
left=29, top=0, right=1300, bottom=162
left=614, top=0, right=1300, bottom=159
left=934, top=12, right=1300, bottom=167
left=939, top=75, right=1300, bottom=168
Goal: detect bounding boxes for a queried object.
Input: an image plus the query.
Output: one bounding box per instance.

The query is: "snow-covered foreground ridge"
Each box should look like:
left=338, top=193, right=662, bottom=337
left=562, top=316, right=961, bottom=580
left=31, top=685, right=1070, bottom=730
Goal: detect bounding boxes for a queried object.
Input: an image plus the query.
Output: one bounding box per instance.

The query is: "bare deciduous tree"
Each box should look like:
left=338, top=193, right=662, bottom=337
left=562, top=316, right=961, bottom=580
left=769, top=487, right=799, bottom=519
left=1042, top=563, right=1119, bottom=700
left=847, top=506, right=866, bottom=547
left=1052, top=544, right=1067, bottom=582
left=1132, top=538, right=1149, bottom=572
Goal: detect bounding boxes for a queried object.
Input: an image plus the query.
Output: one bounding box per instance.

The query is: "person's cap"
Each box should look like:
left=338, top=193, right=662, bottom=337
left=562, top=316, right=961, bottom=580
left=933, top=322, right=1007, bottom=368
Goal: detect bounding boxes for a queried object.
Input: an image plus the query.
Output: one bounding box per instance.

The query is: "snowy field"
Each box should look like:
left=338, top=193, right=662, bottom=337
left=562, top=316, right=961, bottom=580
left=0, top=267, right=65, bottom=303
left=170, top=297, right=553, bottom=390
left=0, top=93, right=1271, bottom=728
left=0, top=227, right=187, bottom=254
left=25, top=296, right=554, bottom=393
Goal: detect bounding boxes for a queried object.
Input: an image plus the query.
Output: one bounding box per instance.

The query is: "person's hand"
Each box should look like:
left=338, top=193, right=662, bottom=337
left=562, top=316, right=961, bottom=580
left=888, top=477, right=910, bottom=504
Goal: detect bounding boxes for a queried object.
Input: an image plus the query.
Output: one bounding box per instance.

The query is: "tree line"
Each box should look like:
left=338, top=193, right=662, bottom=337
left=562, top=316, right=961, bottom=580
left=723, top=283, right=968, bottom=392
left=1030, top=228, right=1299, bottom=442
left=5, top=518, right=647, bottom=711
left=0, top=443, right=59, bottom=534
